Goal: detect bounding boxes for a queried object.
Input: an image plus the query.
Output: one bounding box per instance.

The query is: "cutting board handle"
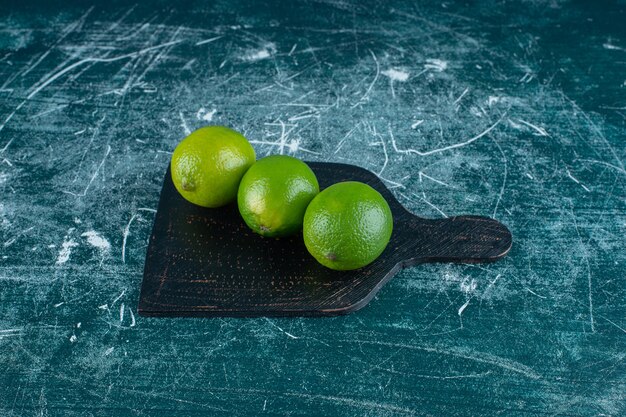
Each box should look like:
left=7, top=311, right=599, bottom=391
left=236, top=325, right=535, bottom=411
left=399, top=215, right=512, bottom=267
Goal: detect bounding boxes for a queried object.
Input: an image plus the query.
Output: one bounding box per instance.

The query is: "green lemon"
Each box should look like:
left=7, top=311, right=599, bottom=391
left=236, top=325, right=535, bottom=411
left=171, top=126, right=256, bottom=208
left=237, top=155, right=319, bottom=237
left=303, top=181, right=393, bottom=270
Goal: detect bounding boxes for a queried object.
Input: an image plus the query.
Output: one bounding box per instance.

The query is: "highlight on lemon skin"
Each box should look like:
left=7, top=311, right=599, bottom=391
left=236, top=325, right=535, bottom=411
left=303, top=181, right=393, bottom=271
left=170, top=126, right=256, bottom=208
left=237, top=155, right=319, bottom=238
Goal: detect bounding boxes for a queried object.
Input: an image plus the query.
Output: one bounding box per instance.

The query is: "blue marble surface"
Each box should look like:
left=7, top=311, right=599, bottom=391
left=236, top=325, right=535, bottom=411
left=1, top=1, right=625, bottom=415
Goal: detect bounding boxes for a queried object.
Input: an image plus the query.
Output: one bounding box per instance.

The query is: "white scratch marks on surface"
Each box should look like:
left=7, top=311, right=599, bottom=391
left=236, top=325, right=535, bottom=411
left=0, top=328, right=23, bottom=339
left=121, top=212, right=141, bottom=263
left=424, top=58, right=447, bottom=72
left=277, top=120, right=289, bottom=154
left=196, top=108, right=217, bottom=122
left=0, top=328, right=23, bottom=333
left=603, top=42, right=626, bottom=51
left=179, top=111, right=191, bottom=135
left=460, top=278, right=477, bottom=295
left=579, top=159, right=626, bottom=177
left=69, top=335, right=77, bottom=343
left=21, top=8, right=94, bottom=79
left=599, top=316, right=626, bottom=335
left=382, top=68, right=409, bottom=98
left=288, top=112, right=319, bottom=122
left=382, top=68, right=410, bottom=82
left=104, top=347, right=114, bottom=356
left=458, top=299, right=471, bottom=316
left=369, top=129, right=389, bottom=176
left=487, top=96, right=502, bottom=107
left=277, top=392, right=416, bottom=415
left=265, top=318, right=299, bottom=339
left=56, top=229, right=78, bottom=265
left=565, top=166, right=591, bottom=192
left=453, top=87, right=469, bottom=105
left=182, top=59, right=196, bottom=71
left=491, top=137, right=507, bottom=218
left=419, top=171, right=451, bottom=188
left=390, top=115, right=504, bottom=156
left=378, top=137, right=389, bottom=176
left=519, top=72, right=534, bottom=83
left=516, top=118, right=549, bottom=137
left=0, top=39, right=184, bottom=146
left=63, top=145, right=112, bottom=197
left=248, top=121, right=318, bottom=156
left=378, top=176, right=405, bottom=189
left=411, top=120, right=424, bottom=129
left=111, top=290, right=126, bottom=307
left=413, top=192, right=447, bottom=218
left=3, top=238, right=16, bottom=247
left=526, top=288, right=547, bottom=299
left=485, top=274, right=502, bottom=294
left=129, top=308, right=136, bottom=327
left=334, top=124, right=359, bottom=154
left=195, top=35, right=223, bottom=46
left=0, top=102, right=26, bottom=149
left=352, top=50, right=380, bottom=107
left=27, top=40, right=183, bottom=101
left=120, top=206, right=155, bottom=264
left=562, top=93, right=625, bottom=174
left=415, top=371, right=492, bottom=380
left=30, top=104, right=68, bottom=119
left=417, top=171, right=449, bottom=217
left=241, top=42, right=276, bottom=62
left=120, top=303, right=125, bottom=323
left=81, top=230, right=111, bottom=252
left=571, top=204, right=595, bottom=332
left=3, top=225, right=35, bottom=247
left=350, top=340, right=543, bottom=380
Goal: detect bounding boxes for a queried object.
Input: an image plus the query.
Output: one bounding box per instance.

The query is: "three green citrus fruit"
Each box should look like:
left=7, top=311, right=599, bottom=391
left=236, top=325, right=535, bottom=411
left=170, top=127, right=393, bottom=270
left=303, top=181, right=393, bottom=270
left=238, top=155, right=319, bottom=237
left=170, top=126, right=256, bottom=208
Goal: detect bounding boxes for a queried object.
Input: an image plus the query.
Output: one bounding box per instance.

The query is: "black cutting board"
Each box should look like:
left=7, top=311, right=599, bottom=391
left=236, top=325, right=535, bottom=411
left=138, top=162, right=512, bottom=317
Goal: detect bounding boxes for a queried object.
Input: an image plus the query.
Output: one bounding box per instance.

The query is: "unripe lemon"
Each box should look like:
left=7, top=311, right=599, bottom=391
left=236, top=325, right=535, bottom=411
left=171, top=126, right=255, bottom=208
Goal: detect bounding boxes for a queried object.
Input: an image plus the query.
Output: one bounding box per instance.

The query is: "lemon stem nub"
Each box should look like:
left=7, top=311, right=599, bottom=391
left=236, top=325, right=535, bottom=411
left=181, top=178, right=195, bottom=191
left=326, top=253, right=337, bottom=261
